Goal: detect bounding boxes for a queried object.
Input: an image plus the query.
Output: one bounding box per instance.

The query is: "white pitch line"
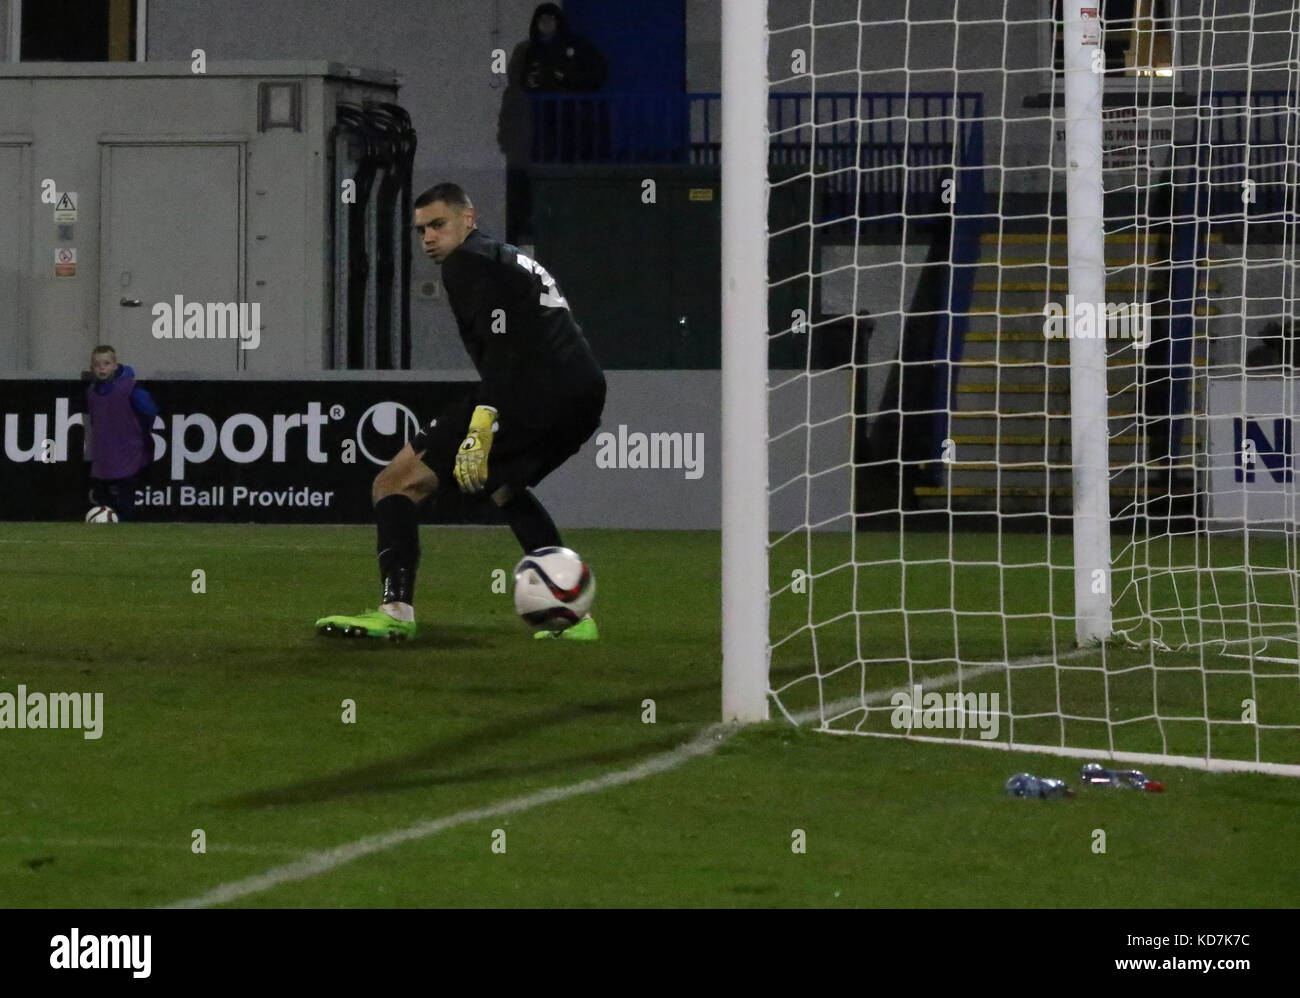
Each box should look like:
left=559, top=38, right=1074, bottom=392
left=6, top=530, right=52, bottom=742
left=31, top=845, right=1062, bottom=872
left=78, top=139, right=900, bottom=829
left=160, top=722, right=735, bottom=909
left=161, top=648, right=1099, bottom=908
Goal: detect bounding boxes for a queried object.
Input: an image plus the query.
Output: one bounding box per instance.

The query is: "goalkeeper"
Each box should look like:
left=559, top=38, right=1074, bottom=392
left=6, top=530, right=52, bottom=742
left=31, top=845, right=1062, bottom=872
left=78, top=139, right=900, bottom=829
left=316, top=183, right=605, bottom=642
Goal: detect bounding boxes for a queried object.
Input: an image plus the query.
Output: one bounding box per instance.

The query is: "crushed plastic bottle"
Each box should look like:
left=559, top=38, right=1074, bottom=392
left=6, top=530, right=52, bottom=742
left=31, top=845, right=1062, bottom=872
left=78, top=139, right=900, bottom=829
left=1004, top=772, right=1074, bottom=799
left=1079, top=763, right=1165, bottom=792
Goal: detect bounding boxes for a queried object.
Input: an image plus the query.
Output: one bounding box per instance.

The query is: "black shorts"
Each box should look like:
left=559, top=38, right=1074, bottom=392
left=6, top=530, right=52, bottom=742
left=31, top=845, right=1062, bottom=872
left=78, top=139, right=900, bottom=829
left=412, top=386, right=605, bottom=494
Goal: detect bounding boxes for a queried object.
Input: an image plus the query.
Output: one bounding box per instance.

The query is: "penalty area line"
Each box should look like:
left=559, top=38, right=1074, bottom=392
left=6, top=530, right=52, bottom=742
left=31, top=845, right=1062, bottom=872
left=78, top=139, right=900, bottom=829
left=160, top=723, right=735, bottom=909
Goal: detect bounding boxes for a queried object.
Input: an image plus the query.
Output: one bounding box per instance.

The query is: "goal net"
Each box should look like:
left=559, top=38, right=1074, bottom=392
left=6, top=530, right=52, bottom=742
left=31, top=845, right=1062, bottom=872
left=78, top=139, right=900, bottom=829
left=722, top=0, right=1300, bottom=775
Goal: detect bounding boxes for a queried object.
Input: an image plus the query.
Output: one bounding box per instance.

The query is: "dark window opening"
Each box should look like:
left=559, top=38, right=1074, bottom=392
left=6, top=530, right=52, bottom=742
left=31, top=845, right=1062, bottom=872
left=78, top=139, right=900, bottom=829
left=20, top=0, right=137, bottom=62
left=1053, top=0, right=1175, bottom=78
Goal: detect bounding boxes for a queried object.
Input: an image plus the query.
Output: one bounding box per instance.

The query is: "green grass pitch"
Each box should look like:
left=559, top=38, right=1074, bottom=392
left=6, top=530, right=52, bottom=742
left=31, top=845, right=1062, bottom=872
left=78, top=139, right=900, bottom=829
left=1, top=522, right=1297, bottom=908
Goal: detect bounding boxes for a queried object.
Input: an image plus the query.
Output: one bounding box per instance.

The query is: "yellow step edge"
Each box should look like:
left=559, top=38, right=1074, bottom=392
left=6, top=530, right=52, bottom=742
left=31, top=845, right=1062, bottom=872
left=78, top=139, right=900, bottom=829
left=914, top=485, right=1193, bottom=498
left=950, top=434, right=1196, bottom=446
left=955, top=358, right=1209, bottom=369
left=963, top=331, right=1212, bottom=342
left=914, top=486, right=1075, bottom=496
left=1113, top=436, right=1198, bottom=446
left=956, top=384, right=1053, bottom=393
left=956, top=383, right=1165, bottom=394
left=973, top=281, right=1221, bottom=293
left=967, top=304, right=1222, bottom=316
left=964, top=330, right=1212, bottom=341
left=952, top=435, right=1071, bottom=445
left=950, top=461, right=1155, bottom=471
left=992, top=256, right=1206, bottom=267
left=981, top=232, right=1224, bottom=245
left=951, top=410, right=1142, bottom=418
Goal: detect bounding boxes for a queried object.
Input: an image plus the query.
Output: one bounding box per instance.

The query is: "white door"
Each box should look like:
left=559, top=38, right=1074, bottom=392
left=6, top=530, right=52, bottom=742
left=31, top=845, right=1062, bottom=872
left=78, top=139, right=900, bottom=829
left=100, top=143, right=244, bottom=374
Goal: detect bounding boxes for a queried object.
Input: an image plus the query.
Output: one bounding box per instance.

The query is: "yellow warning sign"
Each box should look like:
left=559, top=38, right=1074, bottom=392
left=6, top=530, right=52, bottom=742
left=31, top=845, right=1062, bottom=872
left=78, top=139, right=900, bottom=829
left=688, top=188, right=714, bottom=202
left=54, top=192, right=78, bottom=223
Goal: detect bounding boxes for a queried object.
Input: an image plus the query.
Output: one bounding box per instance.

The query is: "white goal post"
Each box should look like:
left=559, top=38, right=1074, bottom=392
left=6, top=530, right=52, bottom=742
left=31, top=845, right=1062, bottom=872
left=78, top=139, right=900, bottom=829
left=1064, top=4, right=1114, bottom=645
left=721, top=0, right=770, bottom=722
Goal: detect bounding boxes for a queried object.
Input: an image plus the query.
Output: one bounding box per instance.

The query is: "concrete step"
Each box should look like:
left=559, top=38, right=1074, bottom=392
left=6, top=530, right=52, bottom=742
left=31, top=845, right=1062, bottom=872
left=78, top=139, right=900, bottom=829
left=963, top=329, right=1213, bottom=343
left=953, top=382, right=1196, bottom=401
left=966, top=303, right=1222, bottom=316
left=972, top=280, right=1222, bottom=294
left=950, top=433, right=1196, bottom=447
left=979, top=231, right=1224, bottom=246
left=914, top=482, right=1197, bottom=498
left=954, top=358, right=1208, bottom=373
left=992, top=255, right=1211, bottom=268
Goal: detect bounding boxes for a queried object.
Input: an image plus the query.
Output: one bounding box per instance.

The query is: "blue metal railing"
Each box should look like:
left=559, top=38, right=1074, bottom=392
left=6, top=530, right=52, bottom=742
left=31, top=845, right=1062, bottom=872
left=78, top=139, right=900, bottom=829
left=1198, top=90, right=1297, bottom=220
left=765, top=92, right=984, bottom=222
left=528, top=91, right=986, bottom=221
left=529, top=93, right=689, bottom=163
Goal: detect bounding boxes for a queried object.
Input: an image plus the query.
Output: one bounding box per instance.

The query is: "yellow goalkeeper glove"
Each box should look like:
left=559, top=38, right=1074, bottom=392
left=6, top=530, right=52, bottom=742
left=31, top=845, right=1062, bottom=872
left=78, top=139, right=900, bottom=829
left=453, top=404, right=498, bottom=493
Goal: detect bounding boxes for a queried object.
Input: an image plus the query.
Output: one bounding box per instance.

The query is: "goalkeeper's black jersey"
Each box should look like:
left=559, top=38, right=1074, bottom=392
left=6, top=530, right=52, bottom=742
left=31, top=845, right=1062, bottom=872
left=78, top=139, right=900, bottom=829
left=440, top=229, right=604, bottom=423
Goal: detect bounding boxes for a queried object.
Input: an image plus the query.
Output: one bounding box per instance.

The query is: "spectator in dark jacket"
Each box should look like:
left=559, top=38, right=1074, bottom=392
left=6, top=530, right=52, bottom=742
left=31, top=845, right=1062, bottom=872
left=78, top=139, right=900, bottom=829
left=519, top=3, right=607, bottom=94
left=498, top=3, right=610, bottom=241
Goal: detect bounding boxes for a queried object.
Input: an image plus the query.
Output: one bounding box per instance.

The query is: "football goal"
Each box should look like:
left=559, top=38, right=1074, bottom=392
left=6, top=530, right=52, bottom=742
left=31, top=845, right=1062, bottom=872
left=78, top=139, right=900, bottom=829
left=721, top=0, right=1300, bottom=776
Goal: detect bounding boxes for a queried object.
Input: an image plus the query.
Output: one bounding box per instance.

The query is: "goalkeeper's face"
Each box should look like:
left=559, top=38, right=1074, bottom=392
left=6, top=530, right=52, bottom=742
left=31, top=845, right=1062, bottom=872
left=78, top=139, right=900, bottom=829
left=414, top=201, right=475, bottom=265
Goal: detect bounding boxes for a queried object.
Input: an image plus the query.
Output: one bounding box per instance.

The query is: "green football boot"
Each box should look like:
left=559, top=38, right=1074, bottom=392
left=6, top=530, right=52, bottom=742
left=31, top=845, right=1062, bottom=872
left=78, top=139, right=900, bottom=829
left=534, top=615, right=599, bottom=641
left=315, top=609, right=416, bottom=642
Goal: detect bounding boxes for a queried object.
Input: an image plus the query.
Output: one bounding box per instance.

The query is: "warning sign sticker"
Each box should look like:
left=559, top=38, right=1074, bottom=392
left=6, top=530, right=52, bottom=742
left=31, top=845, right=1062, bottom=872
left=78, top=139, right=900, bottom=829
left=1080, top=8, right=1101, bottom=46
left=54, top=192, right=78, bottom=223
left=54, top=247, right=76, bottom=277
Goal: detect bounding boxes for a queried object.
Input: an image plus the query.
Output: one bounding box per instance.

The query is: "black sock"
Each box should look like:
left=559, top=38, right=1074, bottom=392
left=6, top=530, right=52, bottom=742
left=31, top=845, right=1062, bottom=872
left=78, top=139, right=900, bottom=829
left=501, top=489, right=562, bottom=552
left=375, top=494, right=419, bottom=605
